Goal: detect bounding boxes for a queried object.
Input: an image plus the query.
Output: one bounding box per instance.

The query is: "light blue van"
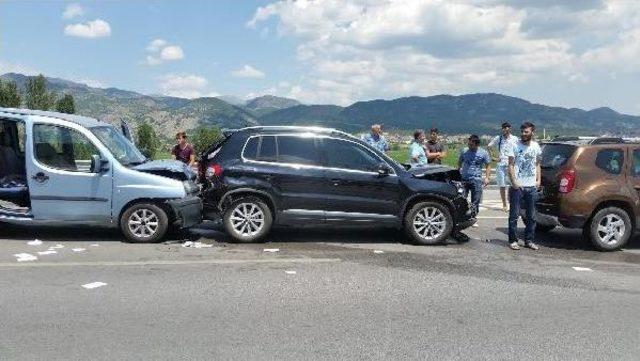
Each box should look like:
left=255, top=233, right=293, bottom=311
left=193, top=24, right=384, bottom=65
left=0, top=108, right=202, bottom=243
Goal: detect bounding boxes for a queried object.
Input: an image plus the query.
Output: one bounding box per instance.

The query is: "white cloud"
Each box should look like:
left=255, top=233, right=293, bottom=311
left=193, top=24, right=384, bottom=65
left=144, top=40, right=184, bottom=65
left=157, top=74, right=217, bottom=98
left=248, top=0, right=640, bottom=105
left=146, top=39, right=167, bottom=52
left=231, top=65, right=266, bottom=79
left=64, top=19, right=111, bottom=38
left=160, top=45, right=184, bottom=61
left=63, top=3, right=84, bottom=19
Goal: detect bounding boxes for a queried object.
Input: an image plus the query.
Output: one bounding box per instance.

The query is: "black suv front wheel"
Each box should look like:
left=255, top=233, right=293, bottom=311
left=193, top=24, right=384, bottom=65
left=404, top=201, right=453, bottom=245
left=223, top=196, right=273, bottom=243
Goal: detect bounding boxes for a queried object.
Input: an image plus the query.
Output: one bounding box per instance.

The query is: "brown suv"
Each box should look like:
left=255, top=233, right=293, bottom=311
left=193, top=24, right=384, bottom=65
left=536, top=137, right=640, bottom=251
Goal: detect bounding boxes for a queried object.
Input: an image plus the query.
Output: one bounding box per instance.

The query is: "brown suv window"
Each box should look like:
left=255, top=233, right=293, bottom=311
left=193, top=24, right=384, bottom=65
left=595, top=149, right=624, bottom=175
left=633, top=150, right=640, bottom=176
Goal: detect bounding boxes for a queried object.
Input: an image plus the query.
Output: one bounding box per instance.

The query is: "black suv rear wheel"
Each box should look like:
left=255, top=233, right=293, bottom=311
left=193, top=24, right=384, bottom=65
left=223, top=196, right=273, bottom=243
left=586, top=207, right=631, bottom=251
left=404, top=201, right=453, bottom=245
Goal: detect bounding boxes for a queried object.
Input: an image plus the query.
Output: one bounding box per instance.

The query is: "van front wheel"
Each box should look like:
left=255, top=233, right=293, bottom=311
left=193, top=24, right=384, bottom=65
left=121, top=203, right=169, bottom=243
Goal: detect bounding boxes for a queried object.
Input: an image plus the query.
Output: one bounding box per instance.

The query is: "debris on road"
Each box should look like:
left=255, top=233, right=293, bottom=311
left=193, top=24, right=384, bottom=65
left=82, top=282, right=107, bottom=289
left=373, top=250, right=385, bottom=254
left=90, top=244, right=100, bottom=247
left=572, top=267, right=593, bottom=272
left=263, top=248, right=280, bottom=253
left=181, top=241, right=213, bottom=248
left=27, top=239, right=43, bottom=246
left=14, top=253, right=37, bottom=262
left=50, top=244, right=65, bottom=249
left=72, top=248, right=86, bottom=253
left=37, top=250, right=57, bottom=256
left=285, top=270, right=297, bottom=275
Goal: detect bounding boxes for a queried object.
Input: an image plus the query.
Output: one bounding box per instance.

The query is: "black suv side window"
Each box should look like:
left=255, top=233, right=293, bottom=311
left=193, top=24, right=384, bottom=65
left=323, top=138, right=382, bottom=172
left=595, top=149, right=624, bottom=175
left=276, top=136, right=320, bottom=166
left=243, top=135, right=319, bottom=166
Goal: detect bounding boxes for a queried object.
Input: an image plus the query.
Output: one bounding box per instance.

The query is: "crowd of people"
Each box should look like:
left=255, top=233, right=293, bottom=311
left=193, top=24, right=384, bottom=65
left=363, top=121, right=543, bottom=251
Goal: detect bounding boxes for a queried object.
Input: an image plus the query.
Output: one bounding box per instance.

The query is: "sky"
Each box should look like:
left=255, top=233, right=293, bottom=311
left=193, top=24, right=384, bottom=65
left=1, top=0, right=640, bottom=114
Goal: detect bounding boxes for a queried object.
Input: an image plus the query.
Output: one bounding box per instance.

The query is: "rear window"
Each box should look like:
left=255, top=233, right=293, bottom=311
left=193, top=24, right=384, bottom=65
left=595, top=149, right=624, bottom=175
left=541, top=144, right=576, bottom=169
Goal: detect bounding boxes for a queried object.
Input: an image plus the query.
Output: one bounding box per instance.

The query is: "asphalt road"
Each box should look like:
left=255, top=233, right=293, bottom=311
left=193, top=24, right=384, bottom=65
left=1, top=189, right=639, bottom=360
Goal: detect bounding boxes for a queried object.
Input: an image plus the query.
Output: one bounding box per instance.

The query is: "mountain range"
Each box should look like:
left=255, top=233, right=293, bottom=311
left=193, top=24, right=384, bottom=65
left=2, top=72, right=639, bottom=137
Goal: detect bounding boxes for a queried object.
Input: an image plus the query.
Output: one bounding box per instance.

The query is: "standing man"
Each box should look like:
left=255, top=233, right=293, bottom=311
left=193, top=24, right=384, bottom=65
left=172, top=131, right=195, bottom=167
left=362, top=124, right=390, bottom=153
left=488, top=122, right=519, bottom=212
left=506, top=122, right=542, bottom=251
left=425, top=128, right=446, bottom=164
left=408, top=129, right=428, bottom=167
left=458, top=135, right=491, bottom=217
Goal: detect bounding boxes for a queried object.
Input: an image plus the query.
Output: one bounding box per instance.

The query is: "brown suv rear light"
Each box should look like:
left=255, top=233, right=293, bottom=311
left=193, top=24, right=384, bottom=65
left=558, top=169, right=576, bottom=194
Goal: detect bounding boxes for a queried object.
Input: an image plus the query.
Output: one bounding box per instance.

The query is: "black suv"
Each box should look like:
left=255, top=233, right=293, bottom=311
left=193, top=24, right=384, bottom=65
left=198, top=126, right=475, bottom=244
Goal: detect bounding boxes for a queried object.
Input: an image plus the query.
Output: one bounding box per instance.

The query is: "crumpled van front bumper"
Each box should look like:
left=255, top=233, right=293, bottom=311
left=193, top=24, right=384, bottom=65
left=167, top=196, right=203, bottom=228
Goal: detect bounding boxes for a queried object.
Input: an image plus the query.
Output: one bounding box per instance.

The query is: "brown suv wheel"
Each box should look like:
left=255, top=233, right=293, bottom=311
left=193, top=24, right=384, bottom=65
left=585, top=207, right=632, bottom=251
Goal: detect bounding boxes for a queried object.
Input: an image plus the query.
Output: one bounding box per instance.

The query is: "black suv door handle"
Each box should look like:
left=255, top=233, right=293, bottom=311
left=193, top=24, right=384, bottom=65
left=32, top=172, right=49, bottom=183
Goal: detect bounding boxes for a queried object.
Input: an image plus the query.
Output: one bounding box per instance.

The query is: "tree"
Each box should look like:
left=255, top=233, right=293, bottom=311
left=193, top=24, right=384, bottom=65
left=136, top=121, right=159, bottom=159
left=25, top=74, right=56, bottom=110
left=0, top=80, right=21, bottom=108
left=191, top=126, right=222, bottom=156
left=56, top=94, right=76, bottom=114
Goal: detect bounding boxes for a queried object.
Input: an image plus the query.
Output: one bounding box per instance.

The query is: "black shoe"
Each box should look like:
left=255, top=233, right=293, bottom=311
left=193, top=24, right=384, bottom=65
left=525, top=242, right=539, bottom=250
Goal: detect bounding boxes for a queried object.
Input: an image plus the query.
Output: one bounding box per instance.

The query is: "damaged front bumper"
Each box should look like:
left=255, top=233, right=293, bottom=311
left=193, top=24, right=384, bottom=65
left=453, top=195, right=476, bottom=230
left=167, top=196, right=203, bottom=228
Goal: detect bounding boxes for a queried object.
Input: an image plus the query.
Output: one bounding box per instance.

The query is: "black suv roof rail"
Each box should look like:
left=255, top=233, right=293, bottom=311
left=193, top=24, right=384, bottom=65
left=234, top=125, right=356, bottom=139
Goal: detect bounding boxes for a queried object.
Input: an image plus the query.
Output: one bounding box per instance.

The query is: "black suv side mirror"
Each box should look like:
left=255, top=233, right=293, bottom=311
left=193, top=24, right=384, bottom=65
left=377, top=163, right=392, bottom=176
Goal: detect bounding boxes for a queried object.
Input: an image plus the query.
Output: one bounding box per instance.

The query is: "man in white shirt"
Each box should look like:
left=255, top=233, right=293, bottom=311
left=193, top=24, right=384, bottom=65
left=488, top=122, right=519, bottom=212
left=505, top=121, right=542, bottom=251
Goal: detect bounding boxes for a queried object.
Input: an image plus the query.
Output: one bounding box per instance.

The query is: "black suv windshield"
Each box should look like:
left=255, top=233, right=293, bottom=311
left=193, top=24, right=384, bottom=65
left=90, top=126, right=147, bottom=165
left=541, top=144, right=576, bottom=169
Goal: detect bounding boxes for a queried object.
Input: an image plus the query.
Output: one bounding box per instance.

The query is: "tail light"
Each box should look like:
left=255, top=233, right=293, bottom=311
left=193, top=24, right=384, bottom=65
left=558, top=169, right=576, bottom=194
left=206, top=163, right=223, bottom=179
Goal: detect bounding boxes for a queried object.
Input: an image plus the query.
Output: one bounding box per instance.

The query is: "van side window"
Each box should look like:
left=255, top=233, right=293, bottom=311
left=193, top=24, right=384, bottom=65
left=34, top=124, right=100, bottom=172
left=16, top=121, right=25, bottom=153
left=633, top=150, right=640, bottom=176
left=595, top=149, right=624, bottom=175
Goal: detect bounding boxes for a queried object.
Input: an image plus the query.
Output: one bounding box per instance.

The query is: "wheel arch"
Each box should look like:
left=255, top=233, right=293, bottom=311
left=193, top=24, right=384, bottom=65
left=117, top=198, right=176, bottom=226
left=589, top=199, right=635, bottom=230
left=401, top=193, right=455, bottom=220
left=218, top=188, right=277, bottom=220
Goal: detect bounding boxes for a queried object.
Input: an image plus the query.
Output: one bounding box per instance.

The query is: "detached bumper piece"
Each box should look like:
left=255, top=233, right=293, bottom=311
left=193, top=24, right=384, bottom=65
left=167, top=196, right=203, bottom=228
left=453, top=196, right=476, bottom=230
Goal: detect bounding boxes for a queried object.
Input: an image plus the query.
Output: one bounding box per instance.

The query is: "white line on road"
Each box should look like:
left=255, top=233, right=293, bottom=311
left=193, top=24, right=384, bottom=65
left=572, top=267, right=594, bottom=272
left=82, top=282, right=107, bottom=289
left=0, top=257, right=341, bottom=268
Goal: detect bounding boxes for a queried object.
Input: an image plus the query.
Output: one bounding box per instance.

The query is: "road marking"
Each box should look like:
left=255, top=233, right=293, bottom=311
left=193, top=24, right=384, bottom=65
left=263, top=248, right=280, bottom=253
left=284, top=270, right=297, bottom=275
left=572, top=267, right=593, bottom=272
left=0, top=257, right=341, bottom=268
left=373, top=250, right=385, bottom=254
left=82, top=282, right=107, bottom=289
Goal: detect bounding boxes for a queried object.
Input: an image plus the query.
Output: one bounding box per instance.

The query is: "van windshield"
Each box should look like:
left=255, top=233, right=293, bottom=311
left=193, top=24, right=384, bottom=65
left=90, top=126, right=147, bottom=166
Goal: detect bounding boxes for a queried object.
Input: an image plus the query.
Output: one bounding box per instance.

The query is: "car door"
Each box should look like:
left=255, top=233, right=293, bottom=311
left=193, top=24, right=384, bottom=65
left=629, top=147, right=640, bottom=226
left=242, top=134, right=326, bottom=223
left=27, top=122, right=112, bottom=222
left=320, top=137, right=401, bottom=223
